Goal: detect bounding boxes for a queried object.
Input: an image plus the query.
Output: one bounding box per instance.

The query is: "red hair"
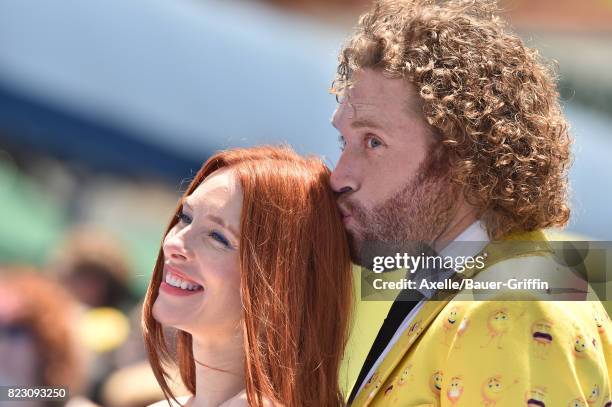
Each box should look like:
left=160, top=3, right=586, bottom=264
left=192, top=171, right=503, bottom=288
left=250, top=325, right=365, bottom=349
left=142, top=146, right=352, bottom=406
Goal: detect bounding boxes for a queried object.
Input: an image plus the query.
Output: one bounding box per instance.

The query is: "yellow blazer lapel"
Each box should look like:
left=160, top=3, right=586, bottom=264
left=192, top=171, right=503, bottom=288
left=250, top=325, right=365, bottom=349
left=351, top=299, right=449, bottom=406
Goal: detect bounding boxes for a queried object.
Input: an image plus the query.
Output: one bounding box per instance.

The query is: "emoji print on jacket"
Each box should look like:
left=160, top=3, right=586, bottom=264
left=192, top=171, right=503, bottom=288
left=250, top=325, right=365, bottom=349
left=531, top=319, right=554, bottom=359
left=525, top=387, right=547, bottom=407
left=442, top=306, right=462, bottom=344
left=430, top=370, right=444, bottom=396
left=573, top=334, right=589, bottom=359
left=364, top=372, right=379, bottom=389
left=446, top=376, right=464, bottom=406
left=586, top=383, right=600, bottom=405
left=367, top=378, right=382, bottom=400
left=482, top=308, right=510, bottom=349
left=567, top=398, right=587, bottom=407
left=481, top=375, right=518, bottom=406
left=389, top=365, right=414, bottom=404
left=395, top=364, right=413, bottom=388
left=594, top=312, right=605, bottom=334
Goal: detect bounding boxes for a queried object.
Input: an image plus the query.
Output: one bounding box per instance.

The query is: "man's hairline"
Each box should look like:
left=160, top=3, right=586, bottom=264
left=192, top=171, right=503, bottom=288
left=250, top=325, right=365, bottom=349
left=332, top=69, right=428, bottom=132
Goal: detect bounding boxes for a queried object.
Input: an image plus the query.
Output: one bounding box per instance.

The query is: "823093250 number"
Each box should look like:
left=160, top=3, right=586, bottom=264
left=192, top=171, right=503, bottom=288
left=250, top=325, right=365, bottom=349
left=1, top=386, right=68, bottom=401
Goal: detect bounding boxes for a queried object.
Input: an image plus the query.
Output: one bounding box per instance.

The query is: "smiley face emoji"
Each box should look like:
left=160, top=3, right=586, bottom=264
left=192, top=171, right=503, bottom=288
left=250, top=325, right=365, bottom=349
left=491, top=309, right=509, bottom=332
left=573, top=335, right=588, bottom=358
left=484, top=376, right=502, bottom=395
left=587, top=384, right=600, bottom=405
left=430, top=370, right=443, bottom=395
left=482, top=375, right=504, bottom=403
left=444, top=306, right=461, bottom=329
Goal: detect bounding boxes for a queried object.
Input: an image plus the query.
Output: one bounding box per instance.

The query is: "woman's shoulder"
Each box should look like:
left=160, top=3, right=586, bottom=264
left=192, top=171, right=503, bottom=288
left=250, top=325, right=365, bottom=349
left=148, top=395, right=191, bottom=407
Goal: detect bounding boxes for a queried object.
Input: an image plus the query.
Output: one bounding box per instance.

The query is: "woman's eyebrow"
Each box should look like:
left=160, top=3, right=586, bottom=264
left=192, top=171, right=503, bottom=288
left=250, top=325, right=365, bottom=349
left=181, top=197, right=193, bottom=208
left=180, top=196, right=239, bottom=239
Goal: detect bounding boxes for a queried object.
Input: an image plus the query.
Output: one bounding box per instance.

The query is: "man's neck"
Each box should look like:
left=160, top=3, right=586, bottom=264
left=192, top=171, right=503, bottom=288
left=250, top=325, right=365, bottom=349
left=433, top=206, right=480, bottom=253
left=189, top=334, right=245, bottom=407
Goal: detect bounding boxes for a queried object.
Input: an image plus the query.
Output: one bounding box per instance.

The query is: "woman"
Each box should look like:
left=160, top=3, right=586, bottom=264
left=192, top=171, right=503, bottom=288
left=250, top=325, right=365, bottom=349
left=142, top=146, right=353, bottom=407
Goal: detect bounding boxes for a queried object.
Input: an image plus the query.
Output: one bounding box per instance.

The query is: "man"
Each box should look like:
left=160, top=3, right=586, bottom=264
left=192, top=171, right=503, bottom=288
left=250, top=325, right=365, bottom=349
left=330, top=1, right=611, bottom=406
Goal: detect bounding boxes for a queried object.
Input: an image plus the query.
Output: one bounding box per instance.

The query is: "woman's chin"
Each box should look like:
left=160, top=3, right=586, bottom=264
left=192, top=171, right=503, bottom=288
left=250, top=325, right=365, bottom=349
left=152, top=299, right=192, bottom=329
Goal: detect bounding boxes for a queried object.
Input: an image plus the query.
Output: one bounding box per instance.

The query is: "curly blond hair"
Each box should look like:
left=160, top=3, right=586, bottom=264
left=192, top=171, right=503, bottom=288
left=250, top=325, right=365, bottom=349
left=332, top=0, right=571, bottom=239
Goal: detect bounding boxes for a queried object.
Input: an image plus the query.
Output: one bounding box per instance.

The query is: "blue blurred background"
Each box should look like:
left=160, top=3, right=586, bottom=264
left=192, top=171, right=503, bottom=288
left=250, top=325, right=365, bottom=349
left=0, top=0, right=610, bottom=405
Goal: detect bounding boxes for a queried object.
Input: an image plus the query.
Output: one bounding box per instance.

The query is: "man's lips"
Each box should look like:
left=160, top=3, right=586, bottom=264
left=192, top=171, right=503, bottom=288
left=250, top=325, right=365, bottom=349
left=338, top=205, right=352, bottom=220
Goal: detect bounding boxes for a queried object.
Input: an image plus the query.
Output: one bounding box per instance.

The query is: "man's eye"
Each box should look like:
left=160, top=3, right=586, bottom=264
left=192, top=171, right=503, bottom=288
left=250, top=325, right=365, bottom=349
left=177, top=210, right=192, bottom=224
left=366, top=135, right=382, bottom=148
left=338, top=134, right=346, bottom=151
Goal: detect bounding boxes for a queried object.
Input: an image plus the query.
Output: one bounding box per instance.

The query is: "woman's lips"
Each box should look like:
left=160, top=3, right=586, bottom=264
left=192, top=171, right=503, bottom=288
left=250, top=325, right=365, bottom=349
left=160, top=281, right=203, bottom=296
left=165, top=265, right=201, bottom=285
left=161, top=266, right=204, bottom=296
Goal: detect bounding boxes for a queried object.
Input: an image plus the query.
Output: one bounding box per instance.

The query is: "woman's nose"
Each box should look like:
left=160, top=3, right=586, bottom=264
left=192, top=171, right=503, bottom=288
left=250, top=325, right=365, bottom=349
left=163, top=232, right=192, bottom=263
left=168, top=251, right=188, bottom=262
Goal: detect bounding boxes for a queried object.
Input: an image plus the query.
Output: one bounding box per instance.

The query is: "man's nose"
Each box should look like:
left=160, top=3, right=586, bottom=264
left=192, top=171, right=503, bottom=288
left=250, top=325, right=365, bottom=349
left=330, top=150, right=359, bottom=195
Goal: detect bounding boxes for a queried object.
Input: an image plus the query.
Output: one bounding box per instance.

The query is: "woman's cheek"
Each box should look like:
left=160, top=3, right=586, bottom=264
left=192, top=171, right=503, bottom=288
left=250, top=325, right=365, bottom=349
left=197, top=246, right=240, bottom=285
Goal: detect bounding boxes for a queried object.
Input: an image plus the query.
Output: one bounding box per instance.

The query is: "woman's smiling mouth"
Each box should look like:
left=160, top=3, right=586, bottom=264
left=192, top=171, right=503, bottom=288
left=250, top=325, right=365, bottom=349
left=160, top=268, right=204, bottom=296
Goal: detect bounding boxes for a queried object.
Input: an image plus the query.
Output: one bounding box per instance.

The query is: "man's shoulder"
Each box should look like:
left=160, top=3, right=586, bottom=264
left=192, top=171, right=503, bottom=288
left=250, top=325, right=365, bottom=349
left=462, top=250, right=599, bottom=301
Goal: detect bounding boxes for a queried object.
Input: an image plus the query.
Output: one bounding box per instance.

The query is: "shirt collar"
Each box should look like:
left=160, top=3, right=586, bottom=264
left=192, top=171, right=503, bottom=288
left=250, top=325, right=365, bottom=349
left=415, top=219, right=489, bottom=299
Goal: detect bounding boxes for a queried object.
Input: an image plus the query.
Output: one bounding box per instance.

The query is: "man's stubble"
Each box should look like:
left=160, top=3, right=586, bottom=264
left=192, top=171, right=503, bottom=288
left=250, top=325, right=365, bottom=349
left=341, top=143, right=460, bottom=266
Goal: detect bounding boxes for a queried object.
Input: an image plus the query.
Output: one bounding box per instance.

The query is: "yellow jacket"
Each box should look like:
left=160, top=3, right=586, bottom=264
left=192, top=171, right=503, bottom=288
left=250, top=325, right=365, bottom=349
left=349, top=231, right=612, bottom=407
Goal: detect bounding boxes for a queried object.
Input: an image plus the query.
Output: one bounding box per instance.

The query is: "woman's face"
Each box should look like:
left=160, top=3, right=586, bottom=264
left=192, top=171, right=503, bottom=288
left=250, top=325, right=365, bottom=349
left=152, top=168, right=243, bottom=338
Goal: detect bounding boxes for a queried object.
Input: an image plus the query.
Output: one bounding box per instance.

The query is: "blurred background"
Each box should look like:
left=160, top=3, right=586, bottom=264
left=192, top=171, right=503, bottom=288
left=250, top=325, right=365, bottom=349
left=0, top=0, right=610, bottom=405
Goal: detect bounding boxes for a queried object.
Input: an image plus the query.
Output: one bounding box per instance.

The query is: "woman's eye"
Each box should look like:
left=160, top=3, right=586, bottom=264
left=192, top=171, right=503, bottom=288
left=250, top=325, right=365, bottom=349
left=366, top=135, right=382, bottom=148
left=177, top=210, right=192, bottom=224
left=209, top=231, right=231, bottom=248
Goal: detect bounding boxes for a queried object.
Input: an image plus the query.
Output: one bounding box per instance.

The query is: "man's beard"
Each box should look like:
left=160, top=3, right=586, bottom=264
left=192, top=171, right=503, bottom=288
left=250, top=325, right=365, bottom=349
left=340, top=145, right=459, bottom=267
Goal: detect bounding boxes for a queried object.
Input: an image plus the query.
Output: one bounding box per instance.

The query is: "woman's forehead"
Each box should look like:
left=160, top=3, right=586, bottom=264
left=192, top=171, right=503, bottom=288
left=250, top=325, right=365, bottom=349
left=185, top=168, right=243, bottom=215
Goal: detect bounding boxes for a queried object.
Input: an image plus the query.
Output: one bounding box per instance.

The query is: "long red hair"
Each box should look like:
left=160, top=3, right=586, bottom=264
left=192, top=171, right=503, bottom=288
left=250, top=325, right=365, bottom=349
left=142, top=146, right=352, bottom=406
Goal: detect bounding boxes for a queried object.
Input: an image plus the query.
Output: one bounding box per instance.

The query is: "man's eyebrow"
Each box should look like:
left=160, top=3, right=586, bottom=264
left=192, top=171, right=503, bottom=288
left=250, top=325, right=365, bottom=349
left=351, top=118, right=383, bottom=129
left=207, top=214, right=239, bottom=239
